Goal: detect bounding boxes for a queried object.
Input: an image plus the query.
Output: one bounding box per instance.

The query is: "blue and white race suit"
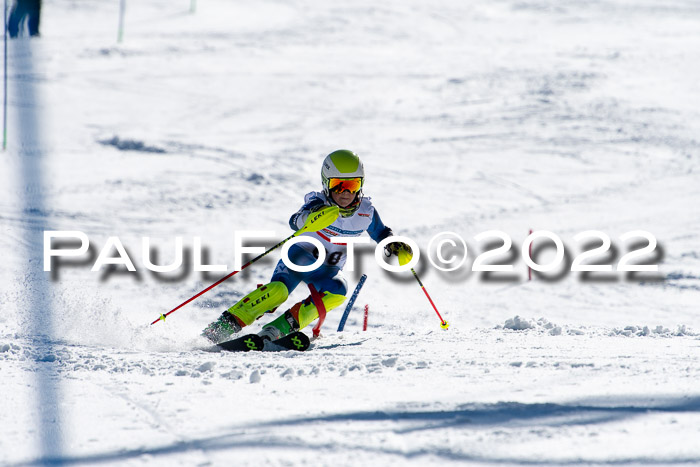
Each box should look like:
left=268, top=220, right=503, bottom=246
left=270, top=191, right=392, bottom=296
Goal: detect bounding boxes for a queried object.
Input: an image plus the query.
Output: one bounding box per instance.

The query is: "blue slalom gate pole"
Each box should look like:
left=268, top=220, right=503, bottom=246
left=3, top=0, right=7, bottom=150
left=337, top=274, right=367, bottom=331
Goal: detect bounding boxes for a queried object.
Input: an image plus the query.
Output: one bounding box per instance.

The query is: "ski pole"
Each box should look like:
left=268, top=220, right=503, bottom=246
left=409, top=268, right=449, bottom=329
left=337, top=273, right=367, bottom=331
left=398, top=249, right=449, bottom=330
left=150, top=205, right=339, bottom=325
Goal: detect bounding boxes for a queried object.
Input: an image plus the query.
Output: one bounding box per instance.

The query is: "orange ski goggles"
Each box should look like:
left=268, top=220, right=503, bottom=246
left=328, top=177, right=363, bottom=194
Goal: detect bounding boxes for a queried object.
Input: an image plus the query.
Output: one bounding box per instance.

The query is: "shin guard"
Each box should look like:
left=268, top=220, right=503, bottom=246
left=292, top=292, right=346, bottom=329
left=228, top=281, right=288, bottom=326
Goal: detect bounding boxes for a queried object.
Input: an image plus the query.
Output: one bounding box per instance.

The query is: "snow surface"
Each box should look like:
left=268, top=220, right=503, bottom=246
left=1, top=0, right=699, bottom=465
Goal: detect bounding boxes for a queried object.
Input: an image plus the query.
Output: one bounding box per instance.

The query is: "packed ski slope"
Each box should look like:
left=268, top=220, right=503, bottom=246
left=1, top=0, right=699, bottom=465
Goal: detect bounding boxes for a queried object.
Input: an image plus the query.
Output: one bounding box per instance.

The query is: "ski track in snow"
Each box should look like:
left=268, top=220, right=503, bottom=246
left=1, top=0, right=700, bottom=465
left=3, top=326, right=700, bottom=466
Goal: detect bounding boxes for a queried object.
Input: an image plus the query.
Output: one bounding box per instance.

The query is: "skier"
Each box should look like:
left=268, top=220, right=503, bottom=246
left=203, top=149, right=411, bottom=343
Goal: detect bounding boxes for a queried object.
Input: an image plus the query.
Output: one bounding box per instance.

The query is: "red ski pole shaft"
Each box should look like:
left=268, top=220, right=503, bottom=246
left=150, top=205, right=340, bottom=325
left=150, top=234, right=292, bottom=325
left=410, top=268, right=449, bottom=329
